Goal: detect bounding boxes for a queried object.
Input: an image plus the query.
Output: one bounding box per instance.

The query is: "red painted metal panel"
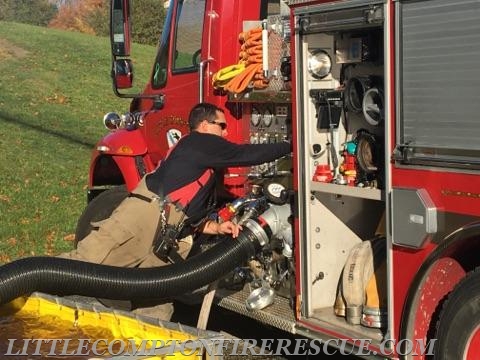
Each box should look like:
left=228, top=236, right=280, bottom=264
left=96, top=129, right=148, bottom=156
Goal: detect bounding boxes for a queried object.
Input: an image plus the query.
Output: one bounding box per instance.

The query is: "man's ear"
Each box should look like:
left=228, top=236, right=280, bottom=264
left=196, top=120, right=209, bottom=133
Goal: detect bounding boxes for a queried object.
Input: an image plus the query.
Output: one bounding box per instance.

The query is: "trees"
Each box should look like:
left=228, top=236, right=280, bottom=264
left=0, top=0, right=165, bottom=46
left=48, top=0, right=108, bottom=35
left=87, top=0, right=110, bottom=37
left=0, top=0, right=57, bottom=26
left=47, top=0, right=165, bottom=46
left=131, top=0, right=166, bottom=46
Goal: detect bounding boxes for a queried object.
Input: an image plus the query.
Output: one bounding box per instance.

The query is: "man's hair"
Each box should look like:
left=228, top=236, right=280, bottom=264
left=188, top=103, right=224, bottom=130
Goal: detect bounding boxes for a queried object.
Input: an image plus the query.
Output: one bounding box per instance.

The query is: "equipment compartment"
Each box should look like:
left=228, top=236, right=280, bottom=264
left=295, top=2, right=388, bottom=342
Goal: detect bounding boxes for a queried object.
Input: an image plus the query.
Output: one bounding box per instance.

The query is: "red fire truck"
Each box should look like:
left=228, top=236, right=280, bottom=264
left=78, top=0, right=480, bottom=358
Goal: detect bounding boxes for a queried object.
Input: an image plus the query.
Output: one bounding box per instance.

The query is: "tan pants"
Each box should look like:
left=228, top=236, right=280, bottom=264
left=59, top=177, right=191, bottom=320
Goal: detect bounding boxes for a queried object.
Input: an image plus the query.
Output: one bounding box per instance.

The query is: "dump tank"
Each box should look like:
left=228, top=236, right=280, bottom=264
left=0, top=292, right=223, bottom=359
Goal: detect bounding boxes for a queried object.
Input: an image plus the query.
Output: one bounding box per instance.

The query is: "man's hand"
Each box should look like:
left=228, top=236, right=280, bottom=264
left=202, top=220, right=243, bottom=238
left=218, top=221, right=243, bottom=238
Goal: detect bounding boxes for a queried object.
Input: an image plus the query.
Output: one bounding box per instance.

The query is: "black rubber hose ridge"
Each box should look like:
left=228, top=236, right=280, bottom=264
left=0, top=228, right=260, bottom=305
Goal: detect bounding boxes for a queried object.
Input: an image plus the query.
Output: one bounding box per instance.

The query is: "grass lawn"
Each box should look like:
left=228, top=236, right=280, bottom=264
left=0, top=21, right=156, bottom=263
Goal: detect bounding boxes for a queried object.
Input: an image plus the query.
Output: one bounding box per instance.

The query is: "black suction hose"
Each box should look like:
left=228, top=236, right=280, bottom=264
left=0, top=228, right=261, bottom=305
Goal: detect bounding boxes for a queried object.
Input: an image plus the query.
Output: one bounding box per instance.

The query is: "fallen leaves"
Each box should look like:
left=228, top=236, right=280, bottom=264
left=45, top=93, right=69, bottom=104
left=63, top=233, right=75, bottom=242
left=0, top=254, right=11, bottom=263
left=45, top=231, right=55, bottom=256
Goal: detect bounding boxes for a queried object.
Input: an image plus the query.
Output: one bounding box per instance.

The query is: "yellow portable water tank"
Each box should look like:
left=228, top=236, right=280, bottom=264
left=0, top=292, right=223, bottom=359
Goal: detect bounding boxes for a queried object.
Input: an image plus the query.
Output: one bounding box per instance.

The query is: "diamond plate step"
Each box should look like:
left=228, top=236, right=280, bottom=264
left=215, top=287, right=296, bottom=334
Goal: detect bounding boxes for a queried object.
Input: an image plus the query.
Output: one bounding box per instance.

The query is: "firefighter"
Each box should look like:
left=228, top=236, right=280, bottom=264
left=59, top=102, right=291, bottom=320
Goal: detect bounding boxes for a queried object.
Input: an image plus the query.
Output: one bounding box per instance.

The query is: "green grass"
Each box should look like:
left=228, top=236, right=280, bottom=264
left=0, top=21, right=157, bottom=262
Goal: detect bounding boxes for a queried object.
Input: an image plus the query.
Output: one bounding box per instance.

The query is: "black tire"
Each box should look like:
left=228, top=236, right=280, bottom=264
left=434, top=267, right=480, bottom=359
left=74, top=186, right=129, bottom=245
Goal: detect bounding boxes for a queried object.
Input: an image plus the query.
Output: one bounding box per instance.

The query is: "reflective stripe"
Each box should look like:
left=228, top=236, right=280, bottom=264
left=166, top=168, right=213, bottom=208
left=160, top=134, right=214, bottom=210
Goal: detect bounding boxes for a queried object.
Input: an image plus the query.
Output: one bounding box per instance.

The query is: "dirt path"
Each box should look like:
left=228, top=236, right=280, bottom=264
left=0, top=38, right=29, bottom=60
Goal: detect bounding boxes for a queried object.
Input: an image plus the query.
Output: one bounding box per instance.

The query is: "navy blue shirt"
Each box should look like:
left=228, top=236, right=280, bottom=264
left=146, top=131, right=291, bottom=218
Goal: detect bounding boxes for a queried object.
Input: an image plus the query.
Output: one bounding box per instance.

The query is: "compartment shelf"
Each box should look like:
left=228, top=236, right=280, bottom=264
left=310, top=181, right=384, bottom=201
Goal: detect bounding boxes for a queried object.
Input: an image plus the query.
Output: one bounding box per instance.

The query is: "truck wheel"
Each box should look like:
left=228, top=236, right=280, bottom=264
left=434, top=267, right=480, bottom=359
left=74, top=186, right=128, bottom=245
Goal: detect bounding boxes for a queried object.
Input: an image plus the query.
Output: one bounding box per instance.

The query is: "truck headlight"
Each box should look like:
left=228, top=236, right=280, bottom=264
left=103, top=112, right=122, bottom=130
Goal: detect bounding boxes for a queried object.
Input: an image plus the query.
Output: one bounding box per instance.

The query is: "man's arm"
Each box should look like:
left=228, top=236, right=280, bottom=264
left=199, top=134, right=291, bottom=168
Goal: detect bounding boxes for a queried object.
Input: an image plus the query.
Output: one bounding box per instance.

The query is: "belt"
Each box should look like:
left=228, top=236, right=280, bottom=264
left=130, top=190, right=186, bottom=227
left=128, top=192, right=156, bottom=203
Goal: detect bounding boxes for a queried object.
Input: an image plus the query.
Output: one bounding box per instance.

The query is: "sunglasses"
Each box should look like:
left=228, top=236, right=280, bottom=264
left=209, top=120, right=227, bottom=130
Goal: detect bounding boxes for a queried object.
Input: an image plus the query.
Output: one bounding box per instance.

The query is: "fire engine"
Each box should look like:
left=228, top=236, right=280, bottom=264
left=77, top=0, right=480, bottom=358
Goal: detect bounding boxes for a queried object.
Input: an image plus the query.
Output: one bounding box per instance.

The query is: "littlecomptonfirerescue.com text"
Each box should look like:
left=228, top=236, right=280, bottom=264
left=3, top=338, right=437, bottom=357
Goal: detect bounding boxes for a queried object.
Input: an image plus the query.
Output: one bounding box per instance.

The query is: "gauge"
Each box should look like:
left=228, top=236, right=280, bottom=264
left=263, top=181, right=288, bottom=205
left=251, top=107, right=261, bottom=127
left=263, top=108, right=274, bottom=127
left=307, top=49, right=332, bottom=80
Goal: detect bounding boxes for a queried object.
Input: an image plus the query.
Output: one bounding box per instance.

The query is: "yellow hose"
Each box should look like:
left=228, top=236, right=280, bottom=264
left=212, top=27, right=268, bottom=94
left=212, top=63, right=246, bottom=87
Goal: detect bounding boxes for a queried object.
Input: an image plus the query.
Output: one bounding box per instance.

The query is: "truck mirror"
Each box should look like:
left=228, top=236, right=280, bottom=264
left=113, top=59, right=133, bottom=89
left=110, top=0, right=131, bottom=57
